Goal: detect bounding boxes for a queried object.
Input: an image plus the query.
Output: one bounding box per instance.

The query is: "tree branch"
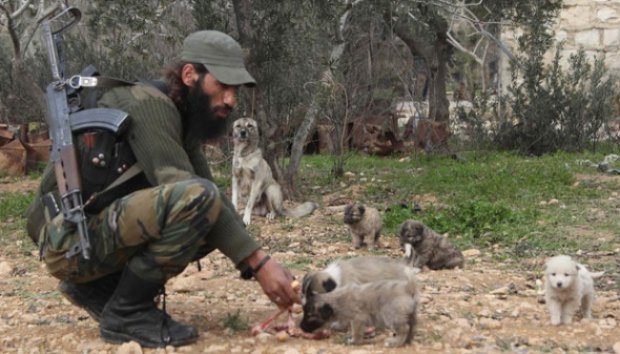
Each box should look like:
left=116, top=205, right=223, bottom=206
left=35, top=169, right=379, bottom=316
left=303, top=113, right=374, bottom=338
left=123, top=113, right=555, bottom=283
left=0, top=3, right=21, bottom=57
left=10, top=0, right=32, bottom=18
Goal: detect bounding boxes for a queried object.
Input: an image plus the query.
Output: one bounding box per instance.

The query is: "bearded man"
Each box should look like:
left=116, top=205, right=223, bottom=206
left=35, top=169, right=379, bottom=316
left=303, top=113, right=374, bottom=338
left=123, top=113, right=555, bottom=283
left=25, top=30, right=299, bottom=348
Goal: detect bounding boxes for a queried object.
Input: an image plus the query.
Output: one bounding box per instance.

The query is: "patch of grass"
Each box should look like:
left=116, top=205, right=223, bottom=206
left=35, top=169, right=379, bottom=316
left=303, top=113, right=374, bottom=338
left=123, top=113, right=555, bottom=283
left=220, top=310, right=250, bottom=332
left=383, top=206, right=418, bottom=235
left=284, top=256, right=312, bottom=271
left=301, top=150, right=620, bottom=256
left=0, top=191, right=34, bottom=220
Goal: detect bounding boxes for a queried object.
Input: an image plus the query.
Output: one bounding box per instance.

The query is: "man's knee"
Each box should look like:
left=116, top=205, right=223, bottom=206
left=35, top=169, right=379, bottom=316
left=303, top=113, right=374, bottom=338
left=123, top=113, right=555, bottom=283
left=168, top=179, right=222, bottom=220
left=188, top=179, right=221, bottom=216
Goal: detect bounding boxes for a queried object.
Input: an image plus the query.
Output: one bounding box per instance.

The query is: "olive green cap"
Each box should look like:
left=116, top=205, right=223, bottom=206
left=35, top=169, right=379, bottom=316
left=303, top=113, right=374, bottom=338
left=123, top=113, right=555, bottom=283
left=181, top=30, right=256, bottom=87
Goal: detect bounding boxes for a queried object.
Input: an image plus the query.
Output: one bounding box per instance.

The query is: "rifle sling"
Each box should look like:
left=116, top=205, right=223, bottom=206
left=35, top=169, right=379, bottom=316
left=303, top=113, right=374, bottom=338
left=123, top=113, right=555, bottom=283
left=90, top=76, right=134, bottom=89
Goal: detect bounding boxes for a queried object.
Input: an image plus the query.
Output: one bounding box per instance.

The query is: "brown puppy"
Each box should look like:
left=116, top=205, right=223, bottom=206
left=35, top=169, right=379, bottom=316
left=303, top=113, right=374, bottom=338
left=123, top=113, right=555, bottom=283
left=343, top=202, right=382, bottom=249
left=300, top=267, right=420, bottom=347
left=399, top=219, right=464, bottom=271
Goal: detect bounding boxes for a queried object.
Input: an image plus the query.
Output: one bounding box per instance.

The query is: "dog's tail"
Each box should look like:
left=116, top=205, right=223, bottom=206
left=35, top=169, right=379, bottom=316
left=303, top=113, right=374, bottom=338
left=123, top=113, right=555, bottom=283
left=281, top=201, right=319, bottom=218
left=578, top=264, right=605, bottom=279
left=589, top=271, right=605, bottom=279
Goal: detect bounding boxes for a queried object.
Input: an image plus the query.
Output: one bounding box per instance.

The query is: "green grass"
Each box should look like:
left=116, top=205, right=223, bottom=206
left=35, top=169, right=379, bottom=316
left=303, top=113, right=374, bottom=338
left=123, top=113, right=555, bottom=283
left=299, top=150, right=620, bottom=256
left=0, top=190, right=36, bottom=254
left=0, top=190, right=34, bottom=220
left=220, top=310, right=250, bottom=332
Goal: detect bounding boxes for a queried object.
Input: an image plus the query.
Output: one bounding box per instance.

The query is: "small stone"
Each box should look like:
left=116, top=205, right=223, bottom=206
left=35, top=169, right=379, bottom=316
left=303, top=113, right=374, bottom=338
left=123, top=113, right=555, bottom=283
left=462, top=249, right=481, bottom=258
left=510, top=308, right=520, bottom=318
left=0, top=261, right=13, bottom=276
left=455, top=318, right=471, bottom=328
left=255, top=332, right=272, bottom=343
left=599, top=317, right=618, bottom=329
left=203, top=344, right=228, bottom=353
left=612, top=342, right=620, bottom=354
left=479, top=309, right=493, bottom=318
left=479, top=318, right=502, bottom=330
left=291, top=303, right=303, bottom=314
left=275, top=330, right=288, bottom=342
left=282, top=349, right=301, bottom=354
left=116, top=341, right=143, bottom=354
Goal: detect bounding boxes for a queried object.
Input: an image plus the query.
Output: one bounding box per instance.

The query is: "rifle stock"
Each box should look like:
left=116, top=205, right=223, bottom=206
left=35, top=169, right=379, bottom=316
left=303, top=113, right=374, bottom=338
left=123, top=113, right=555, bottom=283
left=41, top=8, right=91, bottom=260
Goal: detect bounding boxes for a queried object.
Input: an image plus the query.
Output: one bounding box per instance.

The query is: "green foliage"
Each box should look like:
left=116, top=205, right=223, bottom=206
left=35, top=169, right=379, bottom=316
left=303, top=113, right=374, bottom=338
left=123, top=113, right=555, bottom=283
left=497, top=8, right=619, bottom=155
left=220, top=310, right=250, bottom=332
left=422, top=200, right=536, bottom=248
left=383, top=206, right=418, bottom=235
left=0, top=191, right=34, bottom=220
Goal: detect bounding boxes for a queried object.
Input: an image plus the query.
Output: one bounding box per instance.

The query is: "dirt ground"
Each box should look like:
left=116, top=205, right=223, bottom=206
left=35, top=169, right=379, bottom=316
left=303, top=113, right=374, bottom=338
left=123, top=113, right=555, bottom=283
left=0, top=178, right=619, bottom=354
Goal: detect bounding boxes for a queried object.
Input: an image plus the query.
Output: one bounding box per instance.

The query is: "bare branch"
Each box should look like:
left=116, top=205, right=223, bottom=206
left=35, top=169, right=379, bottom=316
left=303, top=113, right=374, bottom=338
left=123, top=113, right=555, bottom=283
left=18, top=0, right=63, bottom=58
left=0, top=3, right=20, bottom=57
left=10, top=0, right=32, bottom=18
left=446, top=31, right=483, bottom=64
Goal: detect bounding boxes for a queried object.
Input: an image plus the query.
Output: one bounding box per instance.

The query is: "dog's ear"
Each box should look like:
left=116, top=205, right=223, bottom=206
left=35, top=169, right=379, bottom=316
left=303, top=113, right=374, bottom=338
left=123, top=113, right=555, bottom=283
left=399, top=220, right=411, bottom=235
left=414, top=222, right=424, bottom=235
left=322, top=278, right=337, bottom=292
left=319, top=303, right=334, bottom=319
left=301, top=274, right=311, bottom=295
left=358, top=205, right=365, bottom=214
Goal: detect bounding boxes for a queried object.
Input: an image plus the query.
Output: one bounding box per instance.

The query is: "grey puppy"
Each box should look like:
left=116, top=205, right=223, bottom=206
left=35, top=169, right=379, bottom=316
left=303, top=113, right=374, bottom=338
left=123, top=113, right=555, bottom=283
left=343, top=202, right=382, bottom=249
left=399, top=219, right=465, bottom=271
left=300, top=267, right=420, bottom=347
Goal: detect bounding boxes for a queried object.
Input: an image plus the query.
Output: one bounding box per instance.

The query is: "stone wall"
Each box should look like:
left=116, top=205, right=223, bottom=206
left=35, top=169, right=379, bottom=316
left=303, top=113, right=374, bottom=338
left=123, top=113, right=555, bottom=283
left=500, top=0, right=620, bottom=88
left=554, top=0, right=620, bottom=70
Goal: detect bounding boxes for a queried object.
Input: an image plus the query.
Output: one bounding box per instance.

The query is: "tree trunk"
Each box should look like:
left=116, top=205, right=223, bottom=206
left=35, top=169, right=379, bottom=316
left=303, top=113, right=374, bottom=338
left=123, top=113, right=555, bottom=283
left=390, top=15, right=450, bottom=123
left=427, top=32, right=450, bottom=122
left=283, top=2, right=356, bottom=196
left=233, top=0, right=289, bottom=197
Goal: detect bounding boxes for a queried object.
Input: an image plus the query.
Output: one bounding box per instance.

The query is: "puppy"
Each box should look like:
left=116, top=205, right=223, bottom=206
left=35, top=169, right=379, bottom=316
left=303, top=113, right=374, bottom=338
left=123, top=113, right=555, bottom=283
left=301, top=256, right=411, bottom=332
left=399, top=219, right=464, bottom=271
left=231, top=117, right=318, bottom=225
left=343, top=203, right=382, bottom=249
left=301, top=256, right=411, bottom=298
left=300, top=267, right=420, bottom=347
left=544, top=255, right=605, bottom=325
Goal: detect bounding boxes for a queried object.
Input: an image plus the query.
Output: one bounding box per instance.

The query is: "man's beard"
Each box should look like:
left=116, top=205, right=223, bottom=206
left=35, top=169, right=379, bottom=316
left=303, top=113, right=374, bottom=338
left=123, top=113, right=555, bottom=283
left=183, top=82, right=229, bottom=142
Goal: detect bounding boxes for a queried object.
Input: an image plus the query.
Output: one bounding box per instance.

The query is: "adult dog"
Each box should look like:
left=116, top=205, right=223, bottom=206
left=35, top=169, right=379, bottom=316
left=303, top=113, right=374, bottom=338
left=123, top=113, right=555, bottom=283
left=231, top=117, right=318, bottom=225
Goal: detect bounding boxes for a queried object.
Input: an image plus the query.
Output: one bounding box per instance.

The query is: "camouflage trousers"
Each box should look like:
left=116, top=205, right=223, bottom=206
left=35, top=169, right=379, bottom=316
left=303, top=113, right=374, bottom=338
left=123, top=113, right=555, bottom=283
left=40, top=179, right=221, bottom=283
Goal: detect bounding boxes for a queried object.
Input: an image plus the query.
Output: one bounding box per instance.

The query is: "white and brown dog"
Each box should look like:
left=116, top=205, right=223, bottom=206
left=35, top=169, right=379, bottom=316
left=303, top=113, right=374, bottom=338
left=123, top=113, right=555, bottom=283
left=544, top=255, right=605, bottom=325
left=300, top=265, right=420, bottom=347
left=231, top=117, right=318, bottom=225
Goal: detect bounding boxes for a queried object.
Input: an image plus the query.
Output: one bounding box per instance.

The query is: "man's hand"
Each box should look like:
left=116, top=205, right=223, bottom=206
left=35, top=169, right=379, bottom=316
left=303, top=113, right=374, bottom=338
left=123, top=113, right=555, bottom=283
left=245, top=250, right=301, bottom=309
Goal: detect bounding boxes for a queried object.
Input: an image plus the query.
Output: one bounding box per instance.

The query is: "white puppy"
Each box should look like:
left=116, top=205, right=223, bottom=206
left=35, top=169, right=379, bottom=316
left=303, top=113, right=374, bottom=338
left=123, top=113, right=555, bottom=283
left=544, top=255, right=604, bottom=325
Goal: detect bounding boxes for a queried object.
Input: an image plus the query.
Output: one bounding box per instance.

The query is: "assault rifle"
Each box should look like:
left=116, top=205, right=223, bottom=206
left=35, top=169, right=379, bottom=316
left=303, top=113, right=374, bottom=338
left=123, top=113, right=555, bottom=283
left=40, top=7, right=91, bottom=259
left=40, top=7, right=133, bottom=260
